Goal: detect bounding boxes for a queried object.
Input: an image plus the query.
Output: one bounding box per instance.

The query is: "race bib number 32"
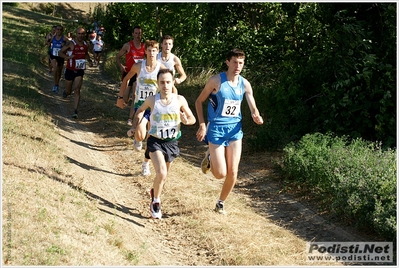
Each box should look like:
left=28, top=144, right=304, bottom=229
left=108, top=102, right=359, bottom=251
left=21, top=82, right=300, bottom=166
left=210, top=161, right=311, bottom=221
left=222, top=100, right=241, bottom=117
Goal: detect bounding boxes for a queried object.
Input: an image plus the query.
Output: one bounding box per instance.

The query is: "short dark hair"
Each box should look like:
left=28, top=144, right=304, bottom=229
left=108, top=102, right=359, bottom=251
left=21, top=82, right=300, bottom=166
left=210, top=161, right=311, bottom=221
left=133, top=26, right=142, bottom=32
left=161, top=35, right=174, bottom=43
left=227, top=48, right=245, bottom=61
left=157, top=68, right=174, bottom=80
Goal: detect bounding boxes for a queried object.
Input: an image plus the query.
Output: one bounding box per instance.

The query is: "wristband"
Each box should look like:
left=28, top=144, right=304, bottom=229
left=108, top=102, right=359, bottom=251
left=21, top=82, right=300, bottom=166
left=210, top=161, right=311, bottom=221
left=118, top=96, right=123, bottom=99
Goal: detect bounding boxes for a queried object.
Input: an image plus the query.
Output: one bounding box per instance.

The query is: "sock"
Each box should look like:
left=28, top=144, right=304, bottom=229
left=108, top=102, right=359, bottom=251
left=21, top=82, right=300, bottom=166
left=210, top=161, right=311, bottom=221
left=143, top=161, right=149, bottom=166
left=154, top=197, right=160, bottom=203
left=217, top=199, right=224, bottom=204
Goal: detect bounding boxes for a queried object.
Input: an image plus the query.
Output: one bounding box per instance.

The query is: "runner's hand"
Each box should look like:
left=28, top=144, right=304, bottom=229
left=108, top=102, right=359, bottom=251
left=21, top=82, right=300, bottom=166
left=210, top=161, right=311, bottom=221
left=116, top=98, right=127, bottom=109
left=252, top=113, right=264, bottom=125
left=196, top=124, right=207, bottom=142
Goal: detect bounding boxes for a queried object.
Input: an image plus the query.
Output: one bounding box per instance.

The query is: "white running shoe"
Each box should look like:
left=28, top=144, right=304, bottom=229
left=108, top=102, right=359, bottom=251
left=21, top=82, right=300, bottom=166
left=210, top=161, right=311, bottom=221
left=150, top=189, right=162, bottom=219
left=142, top=162, right=151, bottom=176
left=215, top=201, right=227, bottom=215
left=150, top=202, right=162, bottom=219
left=133, top=139, right=142, bottom=151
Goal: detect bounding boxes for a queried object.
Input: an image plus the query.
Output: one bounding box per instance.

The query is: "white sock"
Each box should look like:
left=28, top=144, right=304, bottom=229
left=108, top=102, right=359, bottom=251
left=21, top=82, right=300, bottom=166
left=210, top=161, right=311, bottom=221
left=154, top=197, right=160, bottom=203
left=143, top=162, right=149, bottom=166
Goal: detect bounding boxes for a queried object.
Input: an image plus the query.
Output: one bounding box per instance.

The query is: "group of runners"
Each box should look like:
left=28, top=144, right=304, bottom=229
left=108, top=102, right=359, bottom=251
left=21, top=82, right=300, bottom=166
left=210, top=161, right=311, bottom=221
left=45, top=24, right=264, bottom=219
left=45, top=25, right=104, bottom=118
left=115, top=26, right=264, bottom=219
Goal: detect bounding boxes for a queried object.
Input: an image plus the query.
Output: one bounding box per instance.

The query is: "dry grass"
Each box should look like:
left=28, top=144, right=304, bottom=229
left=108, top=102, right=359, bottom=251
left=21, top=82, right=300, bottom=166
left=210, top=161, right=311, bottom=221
left=2, top=4, right=344, bottom=266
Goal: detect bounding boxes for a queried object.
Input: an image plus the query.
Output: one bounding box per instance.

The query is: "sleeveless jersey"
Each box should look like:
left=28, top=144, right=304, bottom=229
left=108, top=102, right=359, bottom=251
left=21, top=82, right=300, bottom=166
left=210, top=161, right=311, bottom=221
left=66, top=40, right=88, bottom=71
left=134, top=60, right=161, bottom=108
left=156, top=52, right=175, bottom=75
left=93, top=40, right=104, bottom=52
left=51, top=35, right=65, bottom=57
left=207, top=72, right=245, bottom=124
left=148, top=93, right=182, bottom=141
left=125, top=41, right=145, bottom=72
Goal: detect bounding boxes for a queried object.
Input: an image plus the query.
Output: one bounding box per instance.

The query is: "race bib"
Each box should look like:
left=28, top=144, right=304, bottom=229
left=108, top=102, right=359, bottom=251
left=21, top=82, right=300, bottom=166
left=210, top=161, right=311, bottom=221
left=157, top=126, right=178, bottom=140
left=137, top=85, right=155, bottom=101
left=134, top=58, right=143, bottom=63
left=75, top=59, right=86, bottom=70
left=221, top=99, right=241, bottom=117
left=52, top=48, right=60, bottom=56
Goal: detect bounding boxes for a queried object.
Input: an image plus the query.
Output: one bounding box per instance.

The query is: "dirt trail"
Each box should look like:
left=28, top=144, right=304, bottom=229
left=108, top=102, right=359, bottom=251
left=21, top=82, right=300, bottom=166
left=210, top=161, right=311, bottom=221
left=42, top=65, right=220, bottom=265
left=37, top=59, right=379, bottom=265
left=5, top=3, right=385, bottom=266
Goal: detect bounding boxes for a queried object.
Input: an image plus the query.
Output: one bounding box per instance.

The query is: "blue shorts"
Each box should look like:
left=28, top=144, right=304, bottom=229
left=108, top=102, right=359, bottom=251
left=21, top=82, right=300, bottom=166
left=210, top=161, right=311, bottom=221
left=206, top=122, right=243, bottom=146
left=134, top=108, right=151, bottom=121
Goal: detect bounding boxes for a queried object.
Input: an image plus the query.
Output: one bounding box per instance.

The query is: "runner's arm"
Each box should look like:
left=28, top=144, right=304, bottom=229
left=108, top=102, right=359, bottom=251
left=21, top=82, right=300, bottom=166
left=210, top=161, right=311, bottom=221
left=174, top=56, right=187, bottom=85
left=178, top=95, right=196, bottom=125
left=243, top=79, right=263, bottom=125
left=130, top=96, right=154, bottom=131
left=116, top=63, right=140, bottom=108
left=195, top=75, right=220, bottom=141
left=115, top=43, right=129, bottom=73
left=58, top=42, right=72, bottom=59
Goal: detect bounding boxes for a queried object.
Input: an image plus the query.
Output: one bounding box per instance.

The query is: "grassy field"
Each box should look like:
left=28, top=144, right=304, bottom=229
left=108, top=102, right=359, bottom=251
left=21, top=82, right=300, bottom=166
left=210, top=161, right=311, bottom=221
left=2, top=4, right=377, bottom=266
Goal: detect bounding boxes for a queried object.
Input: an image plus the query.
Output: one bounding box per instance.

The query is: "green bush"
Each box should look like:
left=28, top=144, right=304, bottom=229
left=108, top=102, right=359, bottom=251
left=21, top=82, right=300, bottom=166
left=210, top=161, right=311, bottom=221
left=281, top=132, right=396, bottom=240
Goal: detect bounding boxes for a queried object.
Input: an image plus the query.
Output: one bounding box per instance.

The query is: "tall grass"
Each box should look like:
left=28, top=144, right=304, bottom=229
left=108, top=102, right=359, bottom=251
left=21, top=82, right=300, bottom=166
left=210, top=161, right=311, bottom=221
left=280, top=132, right=397, bottom=240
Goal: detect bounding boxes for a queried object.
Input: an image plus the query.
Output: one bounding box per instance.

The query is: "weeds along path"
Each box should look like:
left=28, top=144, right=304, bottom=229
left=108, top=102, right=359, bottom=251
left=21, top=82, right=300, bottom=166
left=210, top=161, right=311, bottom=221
left=39, top=62, right=372, bottom=265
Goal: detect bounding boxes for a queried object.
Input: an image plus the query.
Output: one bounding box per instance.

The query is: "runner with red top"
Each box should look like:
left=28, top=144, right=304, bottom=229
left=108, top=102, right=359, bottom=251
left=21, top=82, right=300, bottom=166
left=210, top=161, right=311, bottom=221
left=58, top=27, right=93, bottom=119
left=115, top=26, right=145, bottom=125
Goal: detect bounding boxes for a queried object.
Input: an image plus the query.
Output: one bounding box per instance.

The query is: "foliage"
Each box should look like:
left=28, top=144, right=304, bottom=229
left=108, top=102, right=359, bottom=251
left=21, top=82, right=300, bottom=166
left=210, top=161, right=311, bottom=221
left=3, top=3, right=19, bottom=7
left=281, top=132, right=396, bottom=240
left=100, top=3, right=396, bottom=150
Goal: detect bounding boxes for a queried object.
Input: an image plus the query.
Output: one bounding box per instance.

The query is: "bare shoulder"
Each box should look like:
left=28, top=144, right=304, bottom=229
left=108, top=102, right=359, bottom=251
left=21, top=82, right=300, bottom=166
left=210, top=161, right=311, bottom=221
left=242, top=77, right=253, bottom=89
left=207, top=73, right=221, bottom=87
left=177, top=94, right=187, bottom=102
left=173, top=55, right=182, bottom=63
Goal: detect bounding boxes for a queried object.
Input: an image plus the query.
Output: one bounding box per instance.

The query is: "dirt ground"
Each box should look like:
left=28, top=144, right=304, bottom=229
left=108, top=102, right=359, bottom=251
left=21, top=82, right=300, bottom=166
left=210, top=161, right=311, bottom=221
left=20, top=2, right=387, bottom=266
left=38, top=64, right=384, bottom=265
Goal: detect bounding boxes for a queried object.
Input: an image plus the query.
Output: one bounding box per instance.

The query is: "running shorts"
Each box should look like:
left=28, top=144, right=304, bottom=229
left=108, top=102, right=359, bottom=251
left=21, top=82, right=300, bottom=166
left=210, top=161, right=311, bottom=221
left=206, top=121, right=243, bottom=146
left=50, top=55, right=65, bottom=67
left=65, top=68, right=85, bottom=81
left=145, top=135, right=180, bottom=162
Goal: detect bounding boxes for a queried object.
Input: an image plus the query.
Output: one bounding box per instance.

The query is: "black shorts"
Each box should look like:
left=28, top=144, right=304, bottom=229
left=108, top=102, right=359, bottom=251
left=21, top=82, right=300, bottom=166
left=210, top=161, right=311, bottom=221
left=50, top=55, right=65, bottom=66
left=65, top=68, right=84, bottom=81
left=122, top=72, right=137, bottom=86
left=94, top=50, right=102, bottom=55
left=145, top=135, right=179, bottom=162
